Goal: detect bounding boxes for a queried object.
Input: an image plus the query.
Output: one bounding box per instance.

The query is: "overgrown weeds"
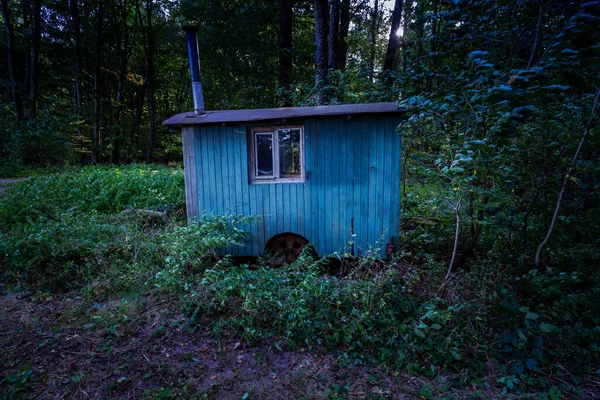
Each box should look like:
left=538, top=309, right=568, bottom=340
left=0, top=165, right=251, bottom=294
left=0, top=166, right=598, bottom=398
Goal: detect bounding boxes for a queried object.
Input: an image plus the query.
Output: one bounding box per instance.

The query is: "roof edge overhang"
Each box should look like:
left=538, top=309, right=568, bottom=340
left=163, top=102, right=407, bottom=127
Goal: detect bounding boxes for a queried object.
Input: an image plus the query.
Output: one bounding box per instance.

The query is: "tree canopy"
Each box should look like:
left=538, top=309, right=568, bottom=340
left=1, top=0, right=599, bottom=267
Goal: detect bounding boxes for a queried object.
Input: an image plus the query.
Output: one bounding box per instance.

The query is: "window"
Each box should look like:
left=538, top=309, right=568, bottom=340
left=249, top=126, right=304, bottom=183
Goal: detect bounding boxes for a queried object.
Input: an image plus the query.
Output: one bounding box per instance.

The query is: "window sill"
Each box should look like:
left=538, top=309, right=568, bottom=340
left=251, top=177, right=305, bottom=185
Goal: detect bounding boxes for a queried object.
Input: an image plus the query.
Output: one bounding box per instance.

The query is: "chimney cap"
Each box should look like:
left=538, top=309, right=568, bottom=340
left=182, top=25, right=200, bottom=33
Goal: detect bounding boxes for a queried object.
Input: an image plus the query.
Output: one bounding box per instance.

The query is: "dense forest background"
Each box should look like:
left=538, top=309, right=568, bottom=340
left=3, top=0, right=599, bottom=261
left=1, top=0, right=599, bottom=287
left=0, top=0, right=403, bottom=165
left=1, top=0, right=594, bottom=166
left=1, top=0, right=600, bottom=396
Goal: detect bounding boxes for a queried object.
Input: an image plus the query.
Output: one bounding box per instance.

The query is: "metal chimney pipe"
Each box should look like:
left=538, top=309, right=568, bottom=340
left=183, top=26, right=205, bottom=115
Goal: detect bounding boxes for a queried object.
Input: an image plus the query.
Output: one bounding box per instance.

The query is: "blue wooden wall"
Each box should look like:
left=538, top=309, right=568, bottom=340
left=185, top=114, right=403, bottom=257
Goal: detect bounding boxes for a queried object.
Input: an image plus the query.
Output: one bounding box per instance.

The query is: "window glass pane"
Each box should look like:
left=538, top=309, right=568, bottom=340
left=256, top=133, right=273, bottom=177
left=278, top=129, right=301, bottom=177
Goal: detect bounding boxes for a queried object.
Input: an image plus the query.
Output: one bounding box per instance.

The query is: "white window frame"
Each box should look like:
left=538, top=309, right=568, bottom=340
left=249, top=125, right=305, bottom=184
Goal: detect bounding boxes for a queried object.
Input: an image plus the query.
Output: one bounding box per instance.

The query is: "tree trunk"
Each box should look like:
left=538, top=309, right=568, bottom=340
left=383, top=0, right=403, bottom=71
left=454, top=191, right=489, bottom=270
left=21, top=0, right=31, bottom=106
left=146, top=79, right=156, bottom=163
left=145, top=0, right=156, bottom=163
left=92, top=0, right=105, bottom=164
left=328, top=0, right=339, bottom=71
left=314, top=0, right=329, bottom=105
left=69, top=0, right=85, bottom=164
left=401, top=0, right=410, bottom=73
left=367, top=0, right=379, bottom=79
left=111, top=0, right=131, bottom=164
left=136, top=0, right=156, bottom=163
left=0, top=0, right=24, bottom=122
left=28, top=0, right=42, bottom=118
left=535, top=90, right=600, bottom=266
left=128, top=84, right=146, bottom=163
left=416, top=0, right=424, bottom=61
left=426, top=0, right=439, bottom=91
left=336, top=0, right=350, bottom=70
left=278, top=0, right=293, bottom=106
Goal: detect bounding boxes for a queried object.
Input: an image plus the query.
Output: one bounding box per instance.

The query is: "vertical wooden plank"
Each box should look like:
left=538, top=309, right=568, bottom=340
left=342, top=117, right=351, bottom=252
left=228, top=126, right=239, bottom=215
left=211, top=125, right=221, bottom=215
left=249, top=183, right=260, bottom=256
left=276, top=183, right=284, bottom=233
left=219, top=126, right=229, bottom=216
left=212, top=127, right=219, bottom=216
left=226, top=125, right=242, bottom=255
left=238, top=125, right=255, bottom=256
left=182, top=127, right=199, bottom=221
left=321, top=119, right=331, bottom=254
left=195, top=128, right=206, bottom=216
left=330, top=117, right=340, bottom=254
left=350, top=119, right=361, bottom=256
left=391, top=116, right=403, bottom=244
left=261, top=185, right=271, bottom=250
left=199, top=126, right=209, bottom=216
left=269, top=183, right=277, bottom=240
left=334, top=117, right=341, bottom=254
left=367, top=116, right=379, bottom=253
left=358, top=117, right=370, bottom=256
left=312, top=120, right=322, bottom=253
left=202, top=125, right=211, bottom=214
left=320, top=118, right=329, bottom=253
left=219, top=125, right=230, bottom=216
left=205, top=125, right=216, bottom=214
left=302, top=122, right=313, bottom=246
left=290, top=183, right=298, bottom=236
left=328, top=117, right=337, bottom=254
left=374, top=116, right=385, bottom=253
left=339, top=117, right=351, bottom=251
left=347, top=118, right=355, bottom=248
left=382, top=116, right=393, bottom=252
left=259, top=184, right=268, bottom=254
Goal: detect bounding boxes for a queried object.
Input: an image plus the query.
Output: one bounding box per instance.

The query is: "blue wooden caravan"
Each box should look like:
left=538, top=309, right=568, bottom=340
left=163, top=103, right=405, bottom=260
left=163, top=27, right=405, bottom=262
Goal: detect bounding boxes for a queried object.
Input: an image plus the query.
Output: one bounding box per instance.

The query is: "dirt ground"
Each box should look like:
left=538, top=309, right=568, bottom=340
left=0, top=286, right=505, bottom=400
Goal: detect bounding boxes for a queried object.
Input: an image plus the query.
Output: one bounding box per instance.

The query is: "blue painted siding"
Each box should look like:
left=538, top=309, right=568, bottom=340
left=191, top=115, right=402, bottom=257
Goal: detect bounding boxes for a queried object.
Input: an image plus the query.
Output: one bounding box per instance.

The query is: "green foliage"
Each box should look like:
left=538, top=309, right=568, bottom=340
left=398, top=0, right=600, bottom=272
left=154, top=215, right=255, bottom=289
left=0, top=166, right=251, bottom=294
left=0, top=366, right=35, bottom=400
left=0, top=164, right=185, bottom=225
left=180, top=252, right=599, bottom=388
left=1, top=1, right=599, bottom=395
left=0, top=166, right=598, bottom=395
left=0, top=107, right=76, bottom=167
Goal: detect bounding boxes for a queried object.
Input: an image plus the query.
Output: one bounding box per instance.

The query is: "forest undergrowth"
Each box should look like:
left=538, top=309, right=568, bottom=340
left=0, top=165, right=598, bottom=399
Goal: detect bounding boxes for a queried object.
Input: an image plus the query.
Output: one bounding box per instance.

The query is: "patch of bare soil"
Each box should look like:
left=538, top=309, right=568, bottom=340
left=0, top=287, right=549, bottom=399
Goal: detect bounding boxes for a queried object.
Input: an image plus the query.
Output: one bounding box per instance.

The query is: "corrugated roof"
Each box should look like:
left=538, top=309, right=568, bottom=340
left=163, top=102, right=405, bottom=126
